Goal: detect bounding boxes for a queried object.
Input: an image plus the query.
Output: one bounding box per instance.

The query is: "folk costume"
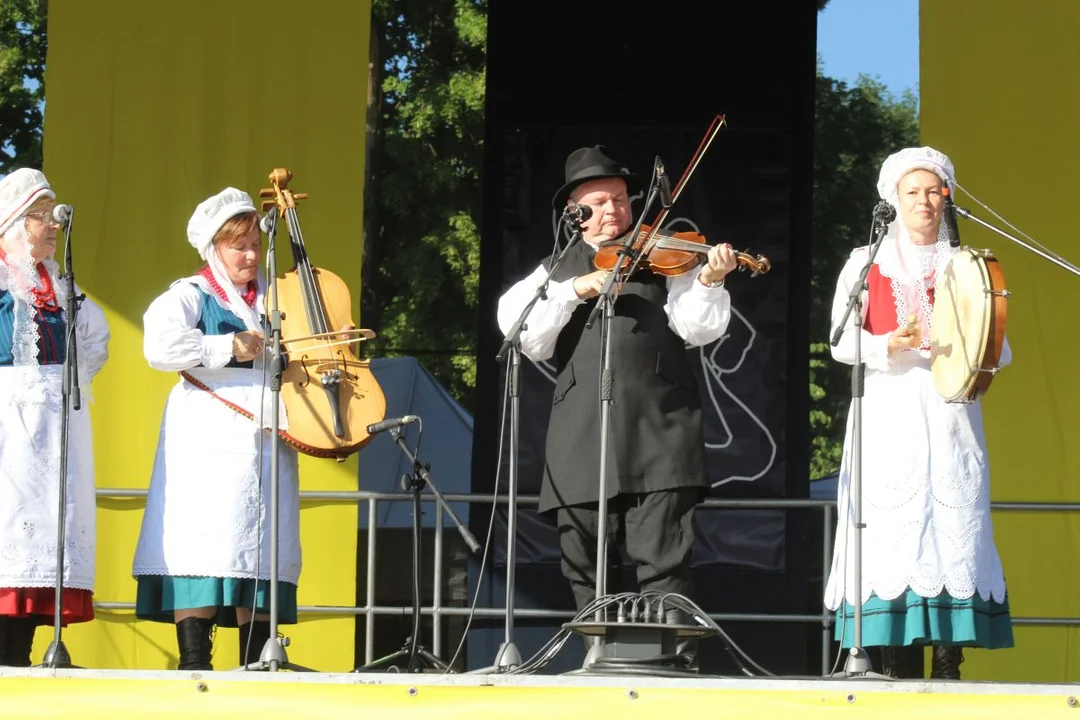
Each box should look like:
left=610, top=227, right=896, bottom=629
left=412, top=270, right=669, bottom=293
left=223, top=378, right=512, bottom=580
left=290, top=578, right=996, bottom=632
left=0, top=169, right=110, bottom=666
left=496, top=146, right=731, bottom=614
left=823, top=147, right=1014, bottom=680
left=132, top=188, right=301, bottom=670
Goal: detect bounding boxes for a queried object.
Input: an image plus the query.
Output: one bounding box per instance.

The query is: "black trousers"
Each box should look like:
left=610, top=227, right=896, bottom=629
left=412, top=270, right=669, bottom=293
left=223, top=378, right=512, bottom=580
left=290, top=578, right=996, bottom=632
left=556, top=488, right=699, bottom=612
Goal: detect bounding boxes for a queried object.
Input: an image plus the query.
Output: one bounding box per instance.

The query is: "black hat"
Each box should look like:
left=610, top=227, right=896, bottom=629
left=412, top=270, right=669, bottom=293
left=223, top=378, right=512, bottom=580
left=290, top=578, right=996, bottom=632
left=551, top=145, right=642, bottom=210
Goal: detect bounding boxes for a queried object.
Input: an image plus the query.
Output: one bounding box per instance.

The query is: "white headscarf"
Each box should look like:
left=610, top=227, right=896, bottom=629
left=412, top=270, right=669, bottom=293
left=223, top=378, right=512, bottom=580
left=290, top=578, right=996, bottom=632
left=0, top=168, right=65, bottom=367
left=871, top=146, right=959, bottom=348
left=185, top=187, right=266, bottom=333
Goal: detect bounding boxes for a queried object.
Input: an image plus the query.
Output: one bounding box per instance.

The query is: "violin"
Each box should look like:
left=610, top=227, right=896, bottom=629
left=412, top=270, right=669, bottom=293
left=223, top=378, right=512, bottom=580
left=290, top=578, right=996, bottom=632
left=586, top=115, right=770, bottom=282
left=593, top=223, right=771, bottom=278
left=261, top=168, right=387, bottom=460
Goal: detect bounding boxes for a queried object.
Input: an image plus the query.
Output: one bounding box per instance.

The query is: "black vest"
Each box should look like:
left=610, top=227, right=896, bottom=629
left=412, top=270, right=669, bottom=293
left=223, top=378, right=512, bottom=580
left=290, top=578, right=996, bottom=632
left=537, top=240, right=708, bottom=513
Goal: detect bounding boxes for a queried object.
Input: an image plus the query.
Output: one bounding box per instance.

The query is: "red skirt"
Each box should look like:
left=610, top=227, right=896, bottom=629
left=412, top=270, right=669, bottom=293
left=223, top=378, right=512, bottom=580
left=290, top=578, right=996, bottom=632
left=0, top=587, right=95, bottom=625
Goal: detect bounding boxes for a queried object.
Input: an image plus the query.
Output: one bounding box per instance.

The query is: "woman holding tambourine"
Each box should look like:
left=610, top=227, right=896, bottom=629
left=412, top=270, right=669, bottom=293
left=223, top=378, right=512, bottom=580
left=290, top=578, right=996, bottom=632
left=822, top=147, right=1014, bottom=681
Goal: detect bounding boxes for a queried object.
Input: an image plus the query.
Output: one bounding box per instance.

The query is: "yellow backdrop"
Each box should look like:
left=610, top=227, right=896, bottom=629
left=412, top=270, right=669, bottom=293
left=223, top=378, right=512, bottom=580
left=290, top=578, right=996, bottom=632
left=921, top=1, right=1080, bottom=682
left=37, top=0, right=371, bottom=671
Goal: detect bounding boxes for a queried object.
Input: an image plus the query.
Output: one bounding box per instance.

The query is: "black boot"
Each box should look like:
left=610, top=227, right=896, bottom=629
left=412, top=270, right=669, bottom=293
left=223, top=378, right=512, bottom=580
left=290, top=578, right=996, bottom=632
left=880, top=645, right=923, bottom=679
left=930, top=645, right=964, bottom=680
left=176, top=617, right=215, bottom=671
left=238, top=621, right=273, bottom=667
left=0, top=616, right=38, bottom=667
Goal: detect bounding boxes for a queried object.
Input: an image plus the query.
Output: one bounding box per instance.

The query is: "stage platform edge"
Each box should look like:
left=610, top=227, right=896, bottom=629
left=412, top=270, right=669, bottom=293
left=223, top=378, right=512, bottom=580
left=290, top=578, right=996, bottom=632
left=1, top=668, right=1078, bottom=719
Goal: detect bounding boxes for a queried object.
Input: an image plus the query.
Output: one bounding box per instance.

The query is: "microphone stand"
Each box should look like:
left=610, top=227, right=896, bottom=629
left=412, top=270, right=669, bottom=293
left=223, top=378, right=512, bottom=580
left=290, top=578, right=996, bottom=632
left=355, top=421, right=479, bottom=673
left=953, top=203, right=1080, bottom=277
left=41, top=210, right=82, bottom=670
left=240, top=209, right=315, bottom=673
left=491, top=213, right=583, bottom=671
left=828, top=203, right=894, bottom=680
left=581, top=173, right=662, bottom=645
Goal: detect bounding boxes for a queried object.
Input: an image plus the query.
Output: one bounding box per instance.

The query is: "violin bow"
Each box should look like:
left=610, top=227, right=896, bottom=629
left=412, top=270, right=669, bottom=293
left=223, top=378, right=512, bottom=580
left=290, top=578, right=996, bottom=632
left=621, top=114, right=727, bottom=279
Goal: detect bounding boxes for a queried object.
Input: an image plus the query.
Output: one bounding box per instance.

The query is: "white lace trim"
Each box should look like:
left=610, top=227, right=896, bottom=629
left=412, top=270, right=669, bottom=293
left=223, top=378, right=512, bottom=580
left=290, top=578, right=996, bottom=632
left=874, top=221, right=956, bottom=352
left=0, top=224, right=43, bottom=372
left=1, top=227, right=97, bottom=406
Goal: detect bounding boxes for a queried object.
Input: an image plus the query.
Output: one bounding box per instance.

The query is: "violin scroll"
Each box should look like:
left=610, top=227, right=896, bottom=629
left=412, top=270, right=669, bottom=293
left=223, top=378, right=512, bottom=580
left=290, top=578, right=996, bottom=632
left=733, top=251, right=771, bottom=278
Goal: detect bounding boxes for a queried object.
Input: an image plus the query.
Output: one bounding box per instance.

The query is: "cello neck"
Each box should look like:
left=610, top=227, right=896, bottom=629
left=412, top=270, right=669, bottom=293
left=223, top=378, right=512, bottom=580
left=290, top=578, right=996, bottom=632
left=261, top=167, right=334, bottom=336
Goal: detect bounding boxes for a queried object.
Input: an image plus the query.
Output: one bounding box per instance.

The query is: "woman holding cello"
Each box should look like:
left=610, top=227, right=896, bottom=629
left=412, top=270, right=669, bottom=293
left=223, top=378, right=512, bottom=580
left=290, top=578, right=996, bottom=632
left=132, top=187, right=301, bottom=671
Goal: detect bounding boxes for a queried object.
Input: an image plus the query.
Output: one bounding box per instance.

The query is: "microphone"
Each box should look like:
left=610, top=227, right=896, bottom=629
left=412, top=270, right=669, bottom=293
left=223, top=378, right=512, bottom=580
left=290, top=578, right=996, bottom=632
left=873, top=200, right=897, bottom=225
left=656, top=157, right=673, bottom=209
left=366, top=414, right=420, bottom=435
left=53, top=204, right=74, bottom=227
left=942, top=181, right=961, bottom=248
left=564, top=203, right=593, bottom=223
left=259, top=210, right=276, bottom=234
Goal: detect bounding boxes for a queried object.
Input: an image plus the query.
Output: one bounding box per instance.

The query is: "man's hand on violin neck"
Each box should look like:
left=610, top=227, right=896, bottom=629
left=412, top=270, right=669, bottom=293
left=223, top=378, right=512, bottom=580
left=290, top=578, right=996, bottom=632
left=698, top=243, right=738, bottom=286
left=574, top=269, right=610, bottom=299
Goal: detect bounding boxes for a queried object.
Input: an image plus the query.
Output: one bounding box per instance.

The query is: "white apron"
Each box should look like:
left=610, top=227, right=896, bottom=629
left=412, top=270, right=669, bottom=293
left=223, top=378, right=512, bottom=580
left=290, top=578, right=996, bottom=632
left=132, top=278, right=302, bottom=585
left=0, top=366, right=98, bottom=592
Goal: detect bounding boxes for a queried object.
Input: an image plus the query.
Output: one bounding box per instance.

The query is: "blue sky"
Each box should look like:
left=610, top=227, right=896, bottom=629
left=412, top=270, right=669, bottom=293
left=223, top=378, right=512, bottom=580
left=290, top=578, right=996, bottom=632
left=817, top=0, right=919, bottom=98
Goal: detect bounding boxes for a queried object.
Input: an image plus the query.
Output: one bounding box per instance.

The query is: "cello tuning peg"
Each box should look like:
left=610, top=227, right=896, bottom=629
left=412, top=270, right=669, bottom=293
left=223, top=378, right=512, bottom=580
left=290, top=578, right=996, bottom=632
left=258, top=188, right=276, bottom=198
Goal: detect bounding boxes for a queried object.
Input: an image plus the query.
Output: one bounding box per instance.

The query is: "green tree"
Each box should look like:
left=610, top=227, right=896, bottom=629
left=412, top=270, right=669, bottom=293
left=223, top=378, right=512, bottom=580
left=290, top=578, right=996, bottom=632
left=362, top=0, right=486, bottom=410
left=0, top=0, right=47, bottom=175
left=809, top=65, right=919, bottom=479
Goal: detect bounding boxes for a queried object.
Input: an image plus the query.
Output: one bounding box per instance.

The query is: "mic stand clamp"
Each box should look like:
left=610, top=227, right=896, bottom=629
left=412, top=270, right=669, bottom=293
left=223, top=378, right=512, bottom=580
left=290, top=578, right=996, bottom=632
left=491, top=213, right=583, bottom=671
left=354, top=423, right=478, bottom=674
left=827, top=207, right=893, bottom=681
left=41, top=211, right=82, bottom=670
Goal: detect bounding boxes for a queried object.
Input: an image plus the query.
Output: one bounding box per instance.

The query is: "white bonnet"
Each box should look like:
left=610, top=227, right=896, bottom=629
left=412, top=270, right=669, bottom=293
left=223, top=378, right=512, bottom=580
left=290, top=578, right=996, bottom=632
left=876, top=146, right=956, bottom=205
left=0, top=168, right=55, bottom=236
left=186, top=187, right=257, bottom=259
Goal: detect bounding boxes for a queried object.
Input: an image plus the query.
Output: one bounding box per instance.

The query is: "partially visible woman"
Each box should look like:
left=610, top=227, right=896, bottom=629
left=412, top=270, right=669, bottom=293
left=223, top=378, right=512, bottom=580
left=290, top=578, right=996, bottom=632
left=132, top=188, right=302, bottom=671
left=0, top=168, right=110, bottom=666
left=823, top=146, right=1014, bottom=680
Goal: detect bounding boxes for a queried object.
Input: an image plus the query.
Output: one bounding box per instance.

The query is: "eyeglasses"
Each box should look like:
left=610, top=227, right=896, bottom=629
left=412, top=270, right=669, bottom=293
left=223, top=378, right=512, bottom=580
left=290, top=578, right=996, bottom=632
left=24, top=210, right=61, bottom=226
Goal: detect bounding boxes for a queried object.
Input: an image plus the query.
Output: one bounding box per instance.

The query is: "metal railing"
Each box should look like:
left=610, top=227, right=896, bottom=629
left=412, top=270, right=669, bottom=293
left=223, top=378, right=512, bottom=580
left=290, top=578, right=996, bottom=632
left=94, top=487, right=1080, bottom=674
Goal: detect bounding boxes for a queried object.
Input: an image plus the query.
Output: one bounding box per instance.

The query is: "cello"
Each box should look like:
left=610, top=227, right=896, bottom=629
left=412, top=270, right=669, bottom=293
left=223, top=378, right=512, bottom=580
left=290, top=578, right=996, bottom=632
left=260, top=167, right=387, bottom=460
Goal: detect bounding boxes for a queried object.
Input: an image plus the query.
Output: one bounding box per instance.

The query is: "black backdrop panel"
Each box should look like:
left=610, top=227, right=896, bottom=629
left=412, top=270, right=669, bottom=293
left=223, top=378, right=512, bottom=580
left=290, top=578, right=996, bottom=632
left=470, top=0, right=817, bottom=675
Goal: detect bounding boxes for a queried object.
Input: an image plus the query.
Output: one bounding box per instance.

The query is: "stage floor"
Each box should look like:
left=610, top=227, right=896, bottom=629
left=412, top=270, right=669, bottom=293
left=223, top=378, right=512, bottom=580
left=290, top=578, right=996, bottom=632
left=2, top=667, right=1078, bottom=719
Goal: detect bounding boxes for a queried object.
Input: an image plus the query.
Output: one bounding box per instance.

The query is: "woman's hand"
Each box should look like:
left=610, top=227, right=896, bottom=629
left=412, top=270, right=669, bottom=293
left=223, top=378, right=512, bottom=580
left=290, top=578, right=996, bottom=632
left=887, top=323, right=921, bottom=354
left=233, top=330, right=265, bottom=362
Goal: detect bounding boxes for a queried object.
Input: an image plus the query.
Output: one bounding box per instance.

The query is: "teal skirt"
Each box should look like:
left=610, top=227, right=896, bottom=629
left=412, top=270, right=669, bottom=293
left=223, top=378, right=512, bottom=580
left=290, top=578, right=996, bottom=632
left=834, top=589, right=1014, bottom=649
left=135, top=575, right=298, bottom=627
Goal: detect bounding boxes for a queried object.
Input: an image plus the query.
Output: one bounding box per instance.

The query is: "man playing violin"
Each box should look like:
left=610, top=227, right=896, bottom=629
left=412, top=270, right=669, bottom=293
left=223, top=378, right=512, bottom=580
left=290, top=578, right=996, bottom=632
left=496, top=145, right=737, bottom=661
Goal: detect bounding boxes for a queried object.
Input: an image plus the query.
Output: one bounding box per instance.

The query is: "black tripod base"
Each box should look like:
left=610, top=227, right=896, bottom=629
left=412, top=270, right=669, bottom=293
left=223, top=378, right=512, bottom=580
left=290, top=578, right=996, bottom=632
left=353, top=639, right=451, bottom=674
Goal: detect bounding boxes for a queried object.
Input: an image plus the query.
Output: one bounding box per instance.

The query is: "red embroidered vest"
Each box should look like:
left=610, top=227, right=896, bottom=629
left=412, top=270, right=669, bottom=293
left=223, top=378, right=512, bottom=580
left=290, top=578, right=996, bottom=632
left=862, top=264, right=934, bottom=337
